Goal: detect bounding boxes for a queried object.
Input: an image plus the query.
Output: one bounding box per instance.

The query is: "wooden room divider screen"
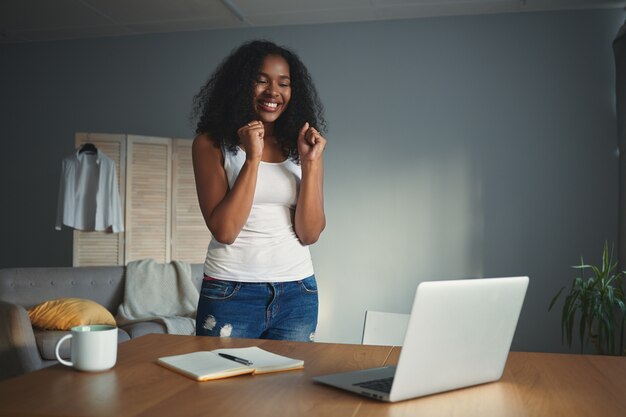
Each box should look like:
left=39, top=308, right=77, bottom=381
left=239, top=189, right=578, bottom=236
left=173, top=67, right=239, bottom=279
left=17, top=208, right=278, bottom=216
left=73, top=132, right=209, bottom=266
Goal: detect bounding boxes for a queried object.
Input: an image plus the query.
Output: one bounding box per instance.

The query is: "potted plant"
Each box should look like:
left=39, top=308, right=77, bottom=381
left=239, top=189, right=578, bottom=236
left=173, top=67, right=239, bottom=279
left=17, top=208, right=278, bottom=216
left=549, top=242, right=626, bottom=355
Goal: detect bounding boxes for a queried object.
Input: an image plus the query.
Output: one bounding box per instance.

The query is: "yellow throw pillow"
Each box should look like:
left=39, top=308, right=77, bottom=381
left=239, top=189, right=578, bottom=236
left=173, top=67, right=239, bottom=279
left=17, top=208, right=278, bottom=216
left=28, top=298, right=116, bottom=330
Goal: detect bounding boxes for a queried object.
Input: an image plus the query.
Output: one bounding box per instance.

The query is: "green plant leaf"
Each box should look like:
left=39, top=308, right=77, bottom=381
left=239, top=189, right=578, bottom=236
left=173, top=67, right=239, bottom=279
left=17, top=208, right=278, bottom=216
left=564, top=294, right=578, bottom=347
left=590, top=265, right=601, bottom=280
left=619, top=314, right=626, bottom=355
left=579, top=309, right=587, bottom=350
left=549, top=287, right=565, bottom=311
left=550, top=242, right=626, bottom=355
left=602, top=314, right=613, bottom=355
left=561, top=294, right=572, bottom=344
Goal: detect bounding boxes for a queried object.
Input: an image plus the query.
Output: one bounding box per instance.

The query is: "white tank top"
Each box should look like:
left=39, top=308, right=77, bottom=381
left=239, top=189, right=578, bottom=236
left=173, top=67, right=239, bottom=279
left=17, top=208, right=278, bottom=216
left=203, top=147, right=314, bottom=282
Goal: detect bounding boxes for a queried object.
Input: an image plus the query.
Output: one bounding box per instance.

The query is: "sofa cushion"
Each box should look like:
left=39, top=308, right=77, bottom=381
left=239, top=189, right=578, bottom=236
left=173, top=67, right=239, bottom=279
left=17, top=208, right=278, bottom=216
left=28, top=298, right=116, bottom=330
left=120, top=321, right=167, bottom=339
left=34, top=328, right=130, bottom=360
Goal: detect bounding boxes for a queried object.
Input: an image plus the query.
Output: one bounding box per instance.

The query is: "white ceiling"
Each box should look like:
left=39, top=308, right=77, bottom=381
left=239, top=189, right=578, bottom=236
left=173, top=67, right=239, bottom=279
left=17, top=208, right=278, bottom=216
left=0, top=0, right=624, bottom=44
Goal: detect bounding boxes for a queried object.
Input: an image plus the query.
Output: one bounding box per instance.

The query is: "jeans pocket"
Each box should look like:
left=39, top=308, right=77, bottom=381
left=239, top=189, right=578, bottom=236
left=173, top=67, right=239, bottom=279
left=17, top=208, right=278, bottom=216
left=298, top=275, right=318, bottom=294
left=200, top=279, right=240, bottom=300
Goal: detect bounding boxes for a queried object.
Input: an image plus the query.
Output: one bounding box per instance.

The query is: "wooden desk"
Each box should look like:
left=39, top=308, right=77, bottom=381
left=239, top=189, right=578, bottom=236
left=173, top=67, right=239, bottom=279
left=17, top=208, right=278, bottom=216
left=1, top=334, right=626, bottom=417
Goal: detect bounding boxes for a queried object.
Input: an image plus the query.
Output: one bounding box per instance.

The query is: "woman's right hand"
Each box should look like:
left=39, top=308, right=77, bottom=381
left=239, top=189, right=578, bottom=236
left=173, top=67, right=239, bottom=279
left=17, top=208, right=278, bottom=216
left=237, top=121, right=264, bottom=161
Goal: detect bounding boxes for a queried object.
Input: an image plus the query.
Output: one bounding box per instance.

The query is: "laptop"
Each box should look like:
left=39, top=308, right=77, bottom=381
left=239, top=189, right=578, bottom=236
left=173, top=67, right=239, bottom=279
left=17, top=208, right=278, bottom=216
left=313, top=276, right=529, bottom=402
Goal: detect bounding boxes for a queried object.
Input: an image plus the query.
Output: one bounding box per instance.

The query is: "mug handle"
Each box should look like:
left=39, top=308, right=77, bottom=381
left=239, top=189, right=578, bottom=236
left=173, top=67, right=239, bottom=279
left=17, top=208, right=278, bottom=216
left=54, top=334, right=74, bottom=367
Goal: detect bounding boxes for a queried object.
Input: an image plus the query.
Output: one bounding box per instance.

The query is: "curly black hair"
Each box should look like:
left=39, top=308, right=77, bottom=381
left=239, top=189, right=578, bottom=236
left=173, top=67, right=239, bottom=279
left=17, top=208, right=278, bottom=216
left=191, top=40, right=326, bottom=162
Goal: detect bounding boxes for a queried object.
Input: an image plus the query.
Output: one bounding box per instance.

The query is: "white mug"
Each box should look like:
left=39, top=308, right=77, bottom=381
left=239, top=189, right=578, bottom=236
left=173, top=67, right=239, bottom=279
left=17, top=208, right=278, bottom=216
left=54, top=324, right=118, bottom=372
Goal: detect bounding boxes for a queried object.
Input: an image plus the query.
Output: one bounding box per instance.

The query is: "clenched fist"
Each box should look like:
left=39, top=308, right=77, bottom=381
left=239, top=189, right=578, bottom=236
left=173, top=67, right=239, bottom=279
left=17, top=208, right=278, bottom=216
left=297, top=122, right=326, bottom=163
left=237, top=120, right=264, bottom=161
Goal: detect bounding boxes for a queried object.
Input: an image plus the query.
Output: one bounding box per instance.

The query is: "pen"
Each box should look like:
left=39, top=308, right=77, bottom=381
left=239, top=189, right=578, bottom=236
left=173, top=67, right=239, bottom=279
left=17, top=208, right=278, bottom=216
left=218, top=353, right=253, bottom=366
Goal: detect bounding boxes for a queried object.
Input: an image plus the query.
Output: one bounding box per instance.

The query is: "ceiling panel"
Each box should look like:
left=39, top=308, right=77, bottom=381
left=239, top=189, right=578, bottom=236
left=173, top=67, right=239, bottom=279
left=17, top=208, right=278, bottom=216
left=246, top=7, right=380, bottom=27
left=16, top=25, right=133, bottom=43
left=371, top=0, right=624, bottom=6
left=0, top=0, right=111, bottom=32
left=374, top=1, right=524, bottom=19
left=371, top=0, right=508, bottom=4
left=82, top=0, right=233, bottom=24
left=0, top=0, right=624, bottom=44
left=235, top=0, right=371, bottom=15
left=127, top=18, right=245, bottom=34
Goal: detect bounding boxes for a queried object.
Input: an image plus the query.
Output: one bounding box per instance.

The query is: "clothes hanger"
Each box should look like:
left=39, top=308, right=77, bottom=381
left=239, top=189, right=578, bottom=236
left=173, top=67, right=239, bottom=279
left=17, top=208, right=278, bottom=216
left=79, top=143, right=98, bottom=154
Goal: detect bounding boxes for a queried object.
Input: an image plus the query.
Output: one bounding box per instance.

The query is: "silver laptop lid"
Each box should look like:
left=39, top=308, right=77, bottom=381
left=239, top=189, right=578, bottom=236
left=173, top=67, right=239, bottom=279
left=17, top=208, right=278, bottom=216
left=390, top=276, right=528, bottom=402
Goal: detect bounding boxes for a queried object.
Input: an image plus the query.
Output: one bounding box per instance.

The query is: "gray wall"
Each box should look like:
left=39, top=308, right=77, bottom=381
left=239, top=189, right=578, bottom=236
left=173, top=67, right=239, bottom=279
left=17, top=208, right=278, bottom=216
left=1, top=9, right=623, bottom=352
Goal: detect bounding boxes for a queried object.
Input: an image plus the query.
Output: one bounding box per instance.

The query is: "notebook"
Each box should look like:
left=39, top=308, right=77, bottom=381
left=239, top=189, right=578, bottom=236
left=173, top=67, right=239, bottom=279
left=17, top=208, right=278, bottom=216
left=157, top=346, right=304, bottom=381
left=313, top=276, right=529, bottom=402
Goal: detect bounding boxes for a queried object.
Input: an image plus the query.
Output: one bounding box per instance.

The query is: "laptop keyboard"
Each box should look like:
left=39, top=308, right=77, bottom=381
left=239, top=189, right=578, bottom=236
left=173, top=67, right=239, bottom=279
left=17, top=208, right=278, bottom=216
left=353, top=376, right=394, bottom=393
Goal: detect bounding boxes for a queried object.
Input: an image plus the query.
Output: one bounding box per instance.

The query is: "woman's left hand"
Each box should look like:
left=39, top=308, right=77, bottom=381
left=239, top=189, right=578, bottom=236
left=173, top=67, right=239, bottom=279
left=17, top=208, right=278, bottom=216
left=297, top=122, right=326, bottom=162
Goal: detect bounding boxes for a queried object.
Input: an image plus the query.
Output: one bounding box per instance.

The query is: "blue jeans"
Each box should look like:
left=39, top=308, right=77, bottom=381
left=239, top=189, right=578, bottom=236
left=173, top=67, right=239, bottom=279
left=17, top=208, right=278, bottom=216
left=195, top=275, right=318, bottom=342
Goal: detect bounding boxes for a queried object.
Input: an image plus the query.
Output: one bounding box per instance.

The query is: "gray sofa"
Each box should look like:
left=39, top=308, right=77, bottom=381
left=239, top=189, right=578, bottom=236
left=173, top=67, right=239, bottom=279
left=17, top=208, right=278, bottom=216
left=0, top=264, right=203, bottom=380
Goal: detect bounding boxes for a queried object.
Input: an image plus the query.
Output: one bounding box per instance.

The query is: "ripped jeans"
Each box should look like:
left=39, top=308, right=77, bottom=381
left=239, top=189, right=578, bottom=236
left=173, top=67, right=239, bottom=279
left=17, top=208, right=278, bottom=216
left=195, top=275, right=318, bottom=342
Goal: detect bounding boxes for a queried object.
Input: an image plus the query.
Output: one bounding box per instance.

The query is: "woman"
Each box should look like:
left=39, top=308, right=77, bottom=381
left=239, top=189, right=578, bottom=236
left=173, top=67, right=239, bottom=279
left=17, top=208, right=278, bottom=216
left=191, top=40, right=327, bottom=342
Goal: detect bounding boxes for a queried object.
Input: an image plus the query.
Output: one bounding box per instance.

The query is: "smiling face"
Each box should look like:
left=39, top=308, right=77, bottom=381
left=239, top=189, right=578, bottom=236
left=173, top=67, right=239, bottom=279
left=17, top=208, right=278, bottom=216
left=252, top=54, right=292, bottom=124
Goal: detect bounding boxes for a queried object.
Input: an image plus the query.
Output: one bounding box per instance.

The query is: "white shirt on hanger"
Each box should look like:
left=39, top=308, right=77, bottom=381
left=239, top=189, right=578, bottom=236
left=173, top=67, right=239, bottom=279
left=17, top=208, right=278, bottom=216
left=55, top=149, right=124, bottom=233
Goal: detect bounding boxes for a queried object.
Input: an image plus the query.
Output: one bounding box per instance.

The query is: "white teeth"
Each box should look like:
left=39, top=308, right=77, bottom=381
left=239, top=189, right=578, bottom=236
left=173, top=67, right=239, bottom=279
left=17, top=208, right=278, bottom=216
left=262, top=102, right=278, bottom=108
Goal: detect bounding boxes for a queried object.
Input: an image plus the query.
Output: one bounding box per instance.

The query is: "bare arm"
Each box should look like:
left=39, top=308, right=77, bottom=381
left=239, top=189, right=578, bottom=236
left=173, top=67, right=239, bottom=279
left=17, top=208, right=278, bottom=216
left=192, top=126, right=263, bottom=245
left=294, top=123, right=327, bottom=245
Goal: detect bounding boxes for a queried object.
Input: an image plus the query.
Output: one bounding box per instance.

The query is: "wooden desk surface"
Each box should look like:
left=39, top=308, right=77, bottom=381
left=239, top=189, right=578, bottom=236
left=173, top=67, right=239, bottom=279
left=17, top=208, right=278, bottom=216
left=1, top=334, right=626, bottom=417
